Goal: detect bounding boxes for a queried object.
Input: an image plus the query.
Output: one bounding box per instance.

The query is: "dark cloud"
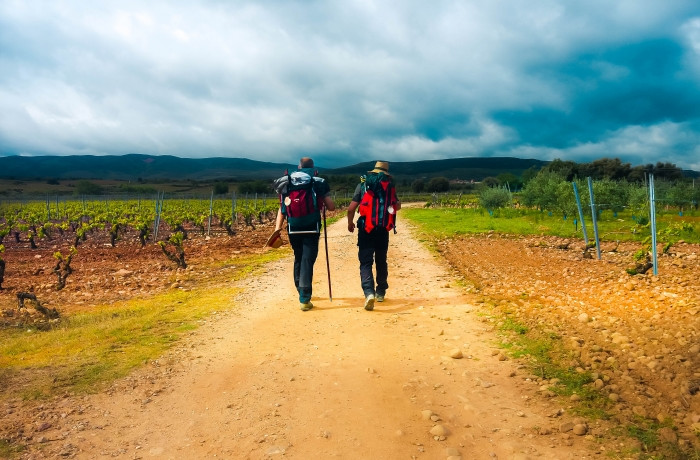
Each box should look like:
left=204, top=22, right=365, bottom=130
left=564, top=39, right=696, bottom=122
left=1, top=1, right=699, bottom=170
left=494, top=37, right=700, bottom=165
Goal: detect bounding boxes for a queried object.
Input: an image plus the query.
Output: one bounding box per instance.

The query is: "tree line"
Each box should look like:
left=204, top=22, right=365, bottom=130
left=411, top=158, right=692, bottom=194
left=229, top=158, right=693, bottom=196
left=31, top=157, right=693, bottom=197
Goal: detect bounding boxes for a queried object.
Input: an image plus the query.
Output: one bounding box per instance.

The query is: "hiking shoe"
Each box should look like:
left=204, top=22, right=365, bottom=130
left=364, top=294, right=375, bottom=311
left=300, top=301, right=314, bottom=311
left=376, top=294, right=385, bottom=302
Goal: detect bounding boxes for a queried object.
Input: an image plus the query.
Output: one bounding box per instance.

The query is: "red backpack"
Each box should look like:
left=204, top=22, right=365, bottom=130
left=358, top=173, right=397, bottom=232
left=277, top=170, right=323, bottom=231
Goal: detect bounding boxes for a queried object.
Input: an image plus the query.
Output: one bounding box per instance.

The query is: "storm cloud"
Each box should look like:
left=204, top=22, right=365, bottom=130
left=1, top=0, right=699, bottom=170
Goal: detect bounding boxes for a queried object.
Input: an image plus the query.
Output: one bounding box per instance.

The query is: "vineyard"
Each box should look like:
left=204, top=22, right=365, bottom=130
left=0, top=194, right=280, bottom=246
left=0, top=194, right=294, bottom=327
left=1, top=176, right=698, bottom=311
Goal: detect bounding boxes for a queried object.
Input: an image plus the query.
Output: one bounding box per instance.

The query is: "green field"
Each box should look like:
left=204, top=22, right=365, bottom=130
left=402, top=206, right=699, bottom=244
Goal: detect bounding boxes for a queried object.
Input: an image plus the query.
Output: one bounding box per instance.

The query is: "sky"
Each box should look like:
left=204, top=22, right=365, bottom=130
left=1, top=1, right=700, bottom=171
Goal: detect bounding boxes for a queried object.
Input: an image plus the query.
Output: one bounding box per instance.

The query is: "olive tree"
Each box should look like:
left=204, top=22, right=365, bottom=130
left=520, top=170, right=564, bottom=212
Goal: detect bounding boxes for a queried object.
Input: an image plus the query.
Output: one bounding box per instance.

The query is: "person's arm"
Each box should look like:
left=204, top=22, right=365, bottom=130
left=323, top=194, right=336, bottom=211
left=347, top=201, right=359, bottom=232
left=274, top=208, right=284, bottom=231
left=391, top=185, right=401, bottom=211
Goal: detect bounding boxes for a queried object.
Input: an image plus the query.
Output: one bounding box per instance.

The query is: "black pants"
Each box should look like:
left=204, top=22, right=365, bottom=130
left=357, top=227, right=389, bottom=297
left=289, top=233, right=320, bottom=303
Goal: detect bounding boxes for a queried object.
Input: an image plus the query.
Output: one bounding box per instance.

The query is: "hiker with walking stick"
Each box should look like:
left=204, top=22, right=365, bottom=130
left=273, top=157, right=335, bottom=311
left=347, top=161, right=401, bottom=311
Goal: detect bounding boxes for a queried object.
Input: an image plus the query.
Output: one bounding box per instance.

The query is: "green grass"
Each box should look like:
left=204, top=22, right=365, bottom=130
left=617, top=417, right=698, bottom=460
left=0, top=439, right=23, bottom=458
left=0, top=251, right=284, bottom=400
left=401, top=207, right=700, bottom=244
left=403, top=207, right=556, bottom=238
left=500, top=316, right=528, bottom=335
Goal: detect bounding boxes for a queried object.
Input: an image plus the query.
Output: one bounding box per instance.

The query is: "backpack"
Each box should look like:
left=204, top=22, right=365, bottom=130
left=277, top=170, right=322, bottom=231
left=358, top=172, right=397, bottom=232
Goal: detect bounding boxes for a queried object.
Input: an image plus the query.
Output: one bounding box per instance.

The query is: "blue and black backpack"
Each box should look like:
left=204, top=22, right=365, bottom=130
left=276, top=170, right=324, bottom=233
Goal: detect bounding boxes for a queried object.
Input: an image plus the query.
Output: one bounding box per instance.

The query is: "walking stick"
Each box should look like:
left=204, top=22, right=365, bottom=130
left=323, top=205, right=332, bottom=301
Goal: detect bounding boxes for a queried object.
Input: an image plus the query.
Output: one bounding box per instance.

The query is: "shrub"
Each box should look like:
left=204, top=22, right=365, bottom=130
left=238, top=180, right=272, bottom=195
left=411, top=179, right=425, bottom=193
left=213, top=182, right=229, bottom=195
left=74, top=180, right=104, bottom=196
left=480, top=187, right=512, bottom=211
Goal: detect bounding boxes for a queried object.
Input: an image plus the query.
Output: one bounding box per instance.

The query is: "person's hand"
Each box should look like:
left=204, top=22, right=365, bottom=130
left=348, top=221, right=355, bottom=233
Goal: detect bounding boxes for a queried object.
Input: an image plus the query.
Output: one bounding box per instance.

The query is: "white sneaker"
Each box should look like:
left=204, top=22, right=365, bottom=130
left=364, top=294, right=375, bottom=311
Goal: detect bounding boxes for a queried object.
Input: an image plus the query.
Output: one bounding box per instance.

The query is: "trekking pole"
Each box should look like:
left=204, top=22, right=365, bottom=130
left=323, top=205, right=332, bottom=301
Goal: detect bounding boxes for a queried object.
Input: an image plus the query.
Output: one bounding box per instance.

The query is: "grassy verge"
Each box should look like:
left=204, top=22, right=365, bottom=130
left=488, top=304, right=611, bottom=419
left=401, top=207, right=700, bottom=244
left=0, top=250, right=285, bottom=400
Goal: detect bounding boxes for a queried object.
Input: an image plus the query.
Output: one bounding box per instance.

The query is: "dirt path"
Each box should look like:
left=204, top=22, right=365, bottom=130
left=32, top=219, right=600, bottom=459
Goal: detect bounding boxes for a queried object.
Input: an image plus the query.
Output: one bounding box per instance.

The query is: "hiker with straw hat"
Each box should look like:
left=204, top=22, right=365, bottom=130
left=346, top=161, right=401, bottom=311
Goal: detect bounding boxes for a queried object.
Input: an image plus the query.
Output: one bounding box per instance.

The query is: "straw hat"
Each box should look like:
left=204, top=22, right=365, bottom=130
left=264, top=229, right=284, bottom=249
left=368, top=161, right=390, bottom=175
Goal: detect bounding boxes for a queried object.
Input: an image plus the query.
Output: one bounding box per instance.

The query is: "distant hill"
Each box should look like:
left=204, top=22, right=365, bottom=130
left=0, top=154, right=548, bottom=181
left=0, top=154, right=296, bottom=181
left=0, top=154, right=696, bottom=182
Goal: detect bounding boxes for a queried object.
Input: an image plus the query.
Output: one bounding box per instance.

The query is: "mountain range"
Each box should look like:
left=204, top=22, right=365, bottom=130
left=0, top=154, right=549, bottom=181
left=2, top=154, right=698, bottom=182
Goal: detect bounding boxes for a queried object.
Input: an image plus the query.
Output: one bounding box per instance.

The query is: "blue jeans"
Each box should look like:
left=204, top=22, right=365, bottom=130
left=357, top=227, right=389, bottom=297
left=289, top=233, right=320, bottom=303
